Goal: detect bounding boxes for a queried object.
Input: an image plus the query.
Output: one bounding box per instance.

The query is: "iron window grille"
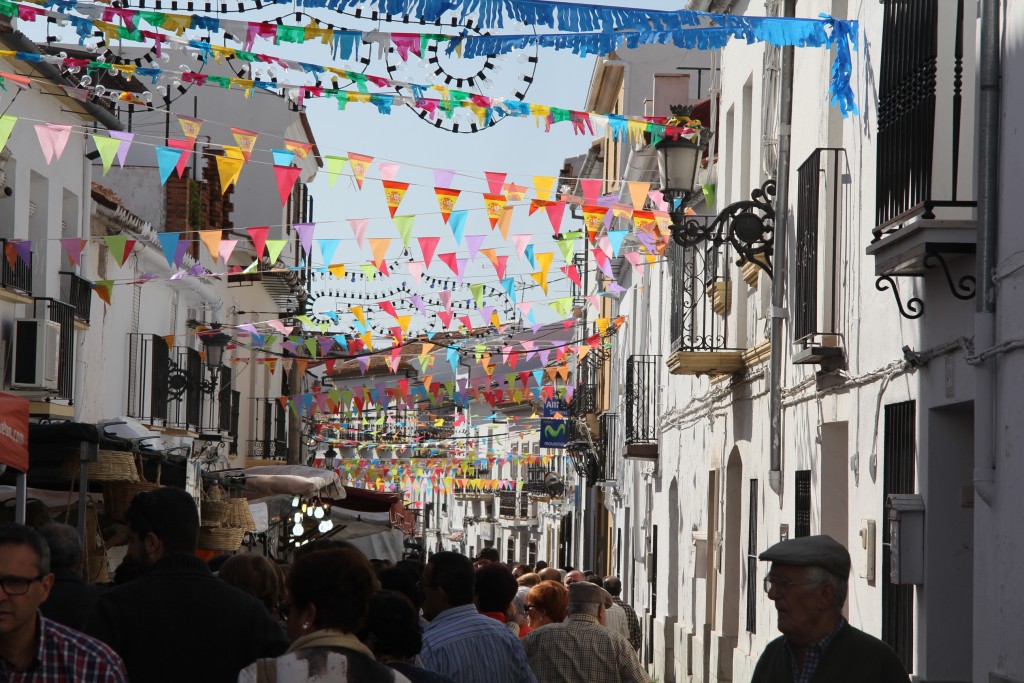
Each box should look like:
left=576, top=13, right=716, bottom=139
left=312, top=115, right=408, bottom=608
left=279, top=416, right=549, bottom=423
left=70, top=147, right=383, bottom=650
left=625, top=355, right=660, bottom=446
left=668, top=227, right=741, bottom=354
left=0, top=240, right=31, bottom=297
left=794, top=148, right=847, bottom=343
left=747, top=478, right=758, bottom=633
left=59, top=271, right=92, bottom=325
left=882, top=400, right=916, bottom=673
left=33, top=298, right=74, bottom=401
left=794, top=470, right=811, bottom=538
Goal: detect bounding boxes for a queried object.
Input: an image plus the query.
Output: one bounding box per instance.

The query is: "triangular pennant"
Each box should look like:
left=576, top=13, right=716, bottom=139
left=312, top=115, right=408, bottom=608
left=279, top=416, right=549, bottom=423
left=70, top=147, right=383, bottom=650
left=418, top=236, right=440, bottom=269
left=435, top=188, right=460, bottom=224
left=318, top=239, right=340, bottom=265
left=155, top=146, right=184, bottom=184
left=271, top=149, right=295, bottom=167
left=378, top=162, right=401, bottom=181
left=465, top=234, right=486, bottom=261
left=284, top=138, right=313, bottom=159
left=231, top=127, right=258, bottom=162
left=177, top=114, right=202, bottom=141
left=483, top=194, right=507, bottom=229
left=157, top=233, right=179, bottom=267
left=266, top=239, right=287, bottom=264
left=91, top=135, right=121, bottom=176
left=219, top=239, right=238, bottom=263
left=34, top=124, right=72, bottom=165
left=167, top=138, right=193, bottom=177
left=546, top=202, right=566, bottom=235
left=0, top=115, right=17, bottom=151
left=93, top=279, right=114, bottom=305
left=348, top=153, right=373, bottom=189
left=198, top=230, right=222, bottom=263
left=485, top=171, right=506, bottom=196
left=214, top=155, right=244, bottom=192
left=393, top=215, right=415, bottom=248
left=348, top=219, right=368, bottom=249
left=628, top=181, right=651, bottom=210
left=582, top=205, right=609, bottom=243
left=382, top=180, right=409, bottom=218
left=580, top=178, right=603, bottom=203
left=295, top=223, right=316, bottom=258
left=606, top=230, right=629, bottom=257
left=109, top=131, right=134, bottom=168
left=497, top=206, right=514, bottom=240
left=273, top=165, right=302, bottom=206
left=368, top=237, right=391, bottom=266
left=325, top=155, right=348, bottom=187
left=533, top=176, right=555, bottom=201
left=448, top=210, right=468, bottom=245
left=247, top=226, right=270, bottom=258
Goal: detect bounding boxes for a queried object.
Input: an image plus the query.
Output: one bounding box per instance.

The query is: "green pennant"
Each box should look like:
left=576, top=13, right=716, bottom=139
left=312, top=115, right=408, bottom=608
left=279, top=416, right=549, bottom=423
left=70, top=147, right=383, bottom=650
left=276, top=24, right=306, bottom=44
left=265, top=239, right=287, bottom=264
left=104, top=235, right=130, bottom=267
left=0, top=115, right=17, bottom=151
left=138, top=11, right=167, bottom=27
left=393, top=215, right=415, bottom=248
left=556, top=236, right=576, bottom=264
left=469, top=284, right=485, bottom=307
left=91, top=135, right=121, bottom=176
left=359, top=263, right=378, bottom=279
left=304, top=337, right=319, bottom=357
left=325, top=155, right=348, bottom=188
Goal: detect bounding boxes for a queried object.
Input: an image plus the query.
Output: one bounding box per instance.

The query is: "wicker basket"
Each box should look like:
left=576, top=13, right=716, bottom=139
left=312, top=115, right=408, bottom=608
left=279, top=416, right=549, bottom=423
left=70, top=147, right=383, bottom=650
left=202, top=498, right=256, bottom=532
left=61, top=450, right=140, bottom=483
left=102, top=480, right=161, bottom=521
left=198, top=525, right=246, bottom=552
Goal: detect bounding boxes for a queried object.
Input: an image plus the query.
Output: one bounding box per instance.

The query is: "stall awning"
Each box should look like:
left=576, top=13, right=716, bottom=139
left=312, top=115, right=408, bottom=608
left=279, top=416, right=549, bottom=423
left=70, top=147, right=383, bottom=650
left=0, top=394, right=29, bottom=472
left=240, top=465, right=344, bottom=500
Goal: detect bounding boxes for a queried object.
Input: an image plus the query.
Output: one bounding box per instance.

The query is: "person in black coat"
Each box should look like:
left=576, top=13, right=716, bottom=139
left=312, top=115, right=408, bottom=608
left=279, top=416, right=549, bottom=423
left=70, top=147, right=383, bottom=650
left=360, top=590, right=456, bottom=683
left=83, top=488, right=288, bottom=682
left=752, top=535, right=910, bottom=683
left=37, top=523, right=100, bottom=629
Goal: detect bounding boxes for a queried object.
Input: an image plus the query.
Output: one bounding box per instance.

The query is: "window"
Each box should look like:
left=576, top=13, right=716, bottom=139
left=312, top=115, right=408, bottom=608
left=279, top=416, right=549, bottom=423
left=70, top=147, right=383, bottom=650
left=507, top=537, right=515, bottom=565
left=795, top=470, right=811, bottom=538
left=746, top=479, right=758, bottom=633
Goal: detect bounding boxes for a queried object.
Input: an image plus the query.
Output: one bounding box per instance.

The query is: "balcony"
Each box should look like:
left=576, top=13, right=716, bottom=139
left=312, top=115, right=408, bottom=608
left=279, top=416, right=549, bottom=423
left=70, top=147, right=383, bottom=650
left=33, top=298, right=74, bottom=401
left=624, top=355, right=659, bottom=460
left=250, top=397, right=288, bottom=459
left=126, top=333, right=204, bottom=433
left=498, top=491, right=535, bottom=526
left=793, top=148, right=847, bottom=369
left=601, top=412, right=618, bottom=480
left=665, top=229, right=745, bottom=376
left=0, top=239, right=31, bottom=302
left=868, top=0, right=977, bottom=317
left=60, top=271, right=93, bottom=327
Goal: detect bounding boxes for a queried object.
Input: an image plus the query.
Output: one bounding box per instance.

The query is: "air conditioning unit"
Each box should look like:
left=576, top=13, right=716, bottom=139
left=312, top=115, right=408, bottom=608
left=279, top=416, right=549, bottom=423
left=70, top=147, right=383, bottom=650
left=11, top=319, right=60, bottom=391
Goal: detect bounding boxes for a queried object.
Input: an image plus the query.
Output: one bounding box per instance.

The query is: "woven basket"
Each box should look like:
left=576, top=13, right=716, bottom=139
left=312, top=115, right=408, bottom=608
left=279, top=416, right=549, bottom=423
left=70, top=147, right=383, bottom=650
left=61, top=450, right=139, bottom=483
left=198, top=525, right=246, bottom=552
left=102, top=480, right=161, bottom=521
left=202, top=498, right=256, bottom=532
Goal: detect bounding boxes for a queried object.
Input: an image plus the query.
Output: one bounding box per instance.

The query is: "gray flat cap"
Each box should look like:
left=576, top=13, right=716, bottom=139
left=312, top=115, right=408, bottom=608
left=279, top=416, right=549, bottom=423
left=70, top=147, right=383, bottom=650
left=758, top=534, right=851, bottom=579
left=568, top=581, right=613, bottom=607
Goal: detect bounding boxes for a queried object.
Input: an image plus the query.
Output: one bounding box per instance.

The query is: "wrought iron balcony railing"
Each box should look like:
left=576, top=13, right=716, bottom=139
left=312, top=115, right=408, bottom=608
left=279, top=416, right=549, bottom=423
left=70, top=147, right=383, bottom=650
left=252, top=397, right=287, bottom=456
left=60, top=271, right=93, bottom=325
left=33, top=298, right=74, bottom=401
left=601, top=412, right=618, bottom=480
left=625, top=355, right=659, bottom=460
left=0, top=239, right=31, bottom=297
left=247, top=439, right=287, bottom=459
left=874, top=0, right=975, bottom=236
left=126, top=334, right=204, bottom=431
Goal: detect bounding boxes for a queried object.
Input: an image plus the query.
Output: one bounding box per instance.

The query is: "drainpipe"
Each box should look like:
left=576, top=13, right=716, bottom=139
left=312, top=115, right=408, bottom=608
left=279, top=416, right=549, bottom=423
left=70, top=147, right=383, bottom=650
left=974, top=0, right=1000, bottom=506
left=768, top=0, right=795, bottom=496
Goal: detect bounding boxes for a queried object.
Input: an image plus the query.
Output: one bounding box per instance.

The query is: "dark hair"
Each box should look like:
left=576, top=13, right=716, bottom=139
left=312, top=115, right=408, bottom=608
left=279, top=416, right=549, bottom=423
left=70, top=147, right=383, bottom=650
left=527, top=580, right=568, bottom=622
left=38, top=523, right=81, bottom=571
left=292, top=538, right=357, bottom=562
left=288, top=548, right=379, bottom=633
left=114, top=554, right=144, bottom=585
left=427, top=551, right=474, bottom=606
left=370, top=558, right=394, bottom=573
left=125, top=488, right=199, bottom=555
left=475, top=562, right=518, bottom=613
left=588, top=575, right=603, bottom=586
left=475, top=547, right=500, bottom=563
left=603, top=576, right=622, bottom=597
left=0, top=523, right=50, bottom=574
left=378, top=565, right=422, bottom=608
left=219, top=554, right=282, bottom=614
left=534, top=560, right=548, bottom=571
left=359, top=591, right=422, bottom=660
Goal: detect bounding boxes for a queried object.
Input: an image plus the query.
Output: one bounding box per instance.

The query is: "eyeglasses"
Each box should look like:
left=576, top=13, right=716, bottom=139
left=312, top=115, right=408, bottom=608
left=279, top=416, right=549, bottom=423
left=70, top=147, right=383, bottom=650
left=0, top=574, right=44, bottom=596
left=763, top=575, right=823, bottom=594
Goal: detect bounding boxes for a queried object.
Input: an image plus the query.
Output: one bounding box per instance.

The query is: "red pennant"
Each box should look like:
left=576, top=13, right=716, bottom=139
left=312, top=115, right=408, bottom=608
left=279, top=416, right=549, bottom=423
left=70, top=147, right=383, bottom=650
left=438, top=310, right=455, bottom=328
left=418, top=236, right=441, bottom=268
left=485, top=171, right=506, bottom=196
left=247, top=226, right=269, bottom=257
left=167, top=138, right=192, bottom=178
left=273, top=165, right=302, bottom=206
left=438, top=252, right=460, bottom=276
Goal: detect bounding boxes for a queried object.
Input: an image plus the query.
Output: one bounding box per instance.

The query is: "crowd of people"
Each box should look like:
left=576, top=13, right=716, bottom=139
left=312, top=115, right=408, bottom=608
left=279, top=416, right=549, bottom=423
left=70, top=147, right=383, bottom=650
left=0, top=486, right=910, bottom=682
left=0, top=487, right=648, bottom=682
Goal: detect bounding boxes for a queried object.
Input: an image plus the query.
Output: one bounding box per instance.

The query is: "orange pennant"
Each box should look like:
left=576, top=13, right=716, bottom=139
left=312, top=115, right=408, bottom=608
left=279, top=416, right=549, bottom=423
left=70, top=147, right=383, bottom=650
left=198, top=230, right=222, bottom=263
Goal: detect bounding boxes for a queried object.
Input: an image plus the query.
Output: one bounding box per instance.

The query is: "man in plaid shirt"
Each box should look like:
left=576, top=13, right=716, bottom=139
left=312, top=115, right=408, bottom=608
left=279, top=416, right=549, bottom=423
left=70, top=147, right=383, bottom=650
left=603, top=577, right=641, bottom=652
left=0, top=523, right=126, bottom=682
left=521, top=582, right=648, bottom=683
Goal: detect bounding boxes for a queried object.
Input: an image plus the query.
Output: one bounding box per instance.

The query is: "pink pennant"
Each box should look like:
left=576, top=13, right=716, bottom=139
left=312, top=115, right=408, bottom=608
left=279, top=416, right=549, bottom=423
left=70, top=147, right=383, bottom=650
left=167, top=138, right=193, bottom=177
left=580, top=179, right=603, bottom=203
left=458, top=315, right=474, bottom=332
left=438, top=310, right=455, bottom=328
left=593, top=248, right=614, bottom=278
left=59, top=238, right=87, bottom=267
left=546, top=202, right=565, bottom=235
left=217, top=239, right=236, bottom=264
left=561, top=264, right=582, bottom=288
left=348, top=219, right=368, bottom=249
left=518, top=305, right=534, bottom=322
left=465, top=234, right=486, bottom=261
left=648, top=190, right=669, bottom=212
left=266, top=319, right=293, bottom=335
left=493, top=255, right=509, bottom=280
left=597, top=234, right=614, bottom=258
left=247, top=226, right=269, bottom=258
left=356, top=356, right=372, bottom=375
left=273, top=165, right=302, bottom=206
left=418, top=236, right=440, bottom=268
left=586, top=294, right=601, bottom=309
left=34, top=124, right=73, bottom=165
left=407, top=261, right=424, bottom=284
left=378, top=162, right=401, bottom=181
left=379, top=301, right=398, bottom=319
left=485, top=171, right=506, bottom=196
left=624, top=251, right=645, bottom=274
left=512, top=235, right=532, bottom=258
left=438, top=253, right=460, bottom=277
left=438, top=290, right=453, bottom=311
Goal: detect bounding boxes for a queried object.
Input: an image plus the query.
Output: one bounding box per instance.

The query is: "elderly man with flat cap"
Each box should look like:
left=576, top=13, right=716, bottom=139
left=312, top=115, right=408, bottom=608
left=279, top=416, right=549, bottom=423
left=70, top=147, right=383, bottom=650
left=752, top=534, right=910, bottom=683
left=521, top=582, right=649, bottom=683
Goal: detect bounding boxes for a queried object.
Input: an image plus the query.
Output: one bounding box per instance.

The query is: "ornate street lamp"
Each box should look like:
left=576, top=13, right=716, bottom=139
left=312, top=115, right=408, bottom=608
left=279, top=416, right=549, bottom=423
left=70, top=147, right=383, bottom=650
left=198, top=324, right=231, bottom=394
left=652, top=107, right=776, bottom=277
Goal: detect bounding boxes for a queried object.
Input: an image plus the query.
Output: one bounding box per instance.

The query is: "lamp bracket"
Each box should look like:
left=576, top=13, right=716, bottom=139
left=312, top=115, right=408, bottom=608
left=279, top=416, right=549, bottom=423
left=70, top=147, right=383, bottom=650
left=669, top=179, right=777, bottom=278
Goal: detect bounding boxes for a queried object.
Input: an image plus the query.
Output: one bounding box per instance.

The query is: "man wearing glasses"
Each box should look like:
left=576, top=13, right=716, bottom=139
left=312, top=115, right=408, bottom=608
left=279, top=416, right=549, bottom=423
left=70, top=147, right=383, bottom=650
left=0, top=523, right=127, bottom=681
left=752, top=534, right=910, bottom=683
